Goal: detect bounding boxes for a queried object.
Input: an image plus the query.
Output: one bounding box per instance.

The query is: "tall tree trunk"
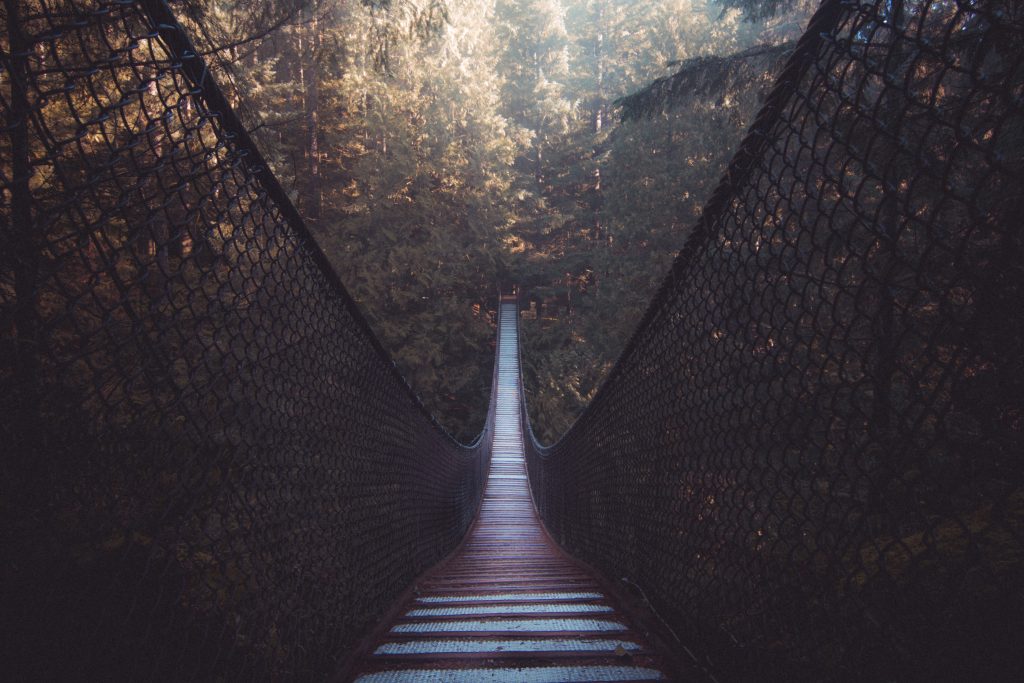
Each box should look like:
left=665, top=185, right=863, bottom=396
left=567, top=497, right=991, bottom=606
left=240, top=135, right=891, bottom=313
left=306, top=3, right=322, bottom=220
left=593, top=2, right=605, bottom=135
left=535, top=138, right=543, bottom=186
left=592, top=2, right=605, bottom=243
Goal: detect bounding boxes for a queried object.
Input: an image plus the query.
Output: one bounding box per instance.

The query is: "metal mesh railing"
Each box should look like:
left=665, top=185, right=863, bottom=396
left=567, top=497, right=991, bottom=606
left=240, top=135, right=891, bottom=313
left=524, top=1, right=1024, bottom=679
left=1, top=0, right=492, bottom=679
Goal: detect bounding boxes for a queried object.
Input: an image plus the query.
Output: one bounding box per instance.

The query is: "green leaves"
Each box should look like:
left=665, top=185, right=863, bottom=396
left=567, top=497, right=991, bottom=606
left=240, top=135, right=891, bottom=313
left=203, top=0, right=813, bottom=440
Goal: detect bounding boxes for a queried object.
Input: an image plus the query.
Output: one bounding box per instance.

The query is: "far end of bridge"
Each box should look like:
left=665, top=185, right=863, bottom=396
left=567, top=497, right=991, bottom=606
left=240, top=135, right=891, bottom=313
left=346, top=300, right=683, bottom=682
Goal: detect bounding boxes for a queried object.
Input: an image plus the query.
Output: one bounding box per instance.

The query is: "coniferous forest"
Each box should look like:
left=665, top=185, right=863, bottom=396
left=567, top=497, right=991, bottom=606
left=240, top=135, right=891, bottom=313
left=5, top=0, right=1023, bottom=679
left=180, top=0, right=815, bottom=442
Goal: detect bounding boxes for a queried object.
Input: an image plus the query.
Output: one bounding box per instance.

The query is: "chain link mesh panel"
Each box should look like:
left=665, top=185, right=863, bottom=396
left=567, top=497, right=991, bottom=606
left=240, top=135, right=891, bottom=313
left=525, top=1, right=1023, bottom=679
left=1, top=0, right=492, bottom=679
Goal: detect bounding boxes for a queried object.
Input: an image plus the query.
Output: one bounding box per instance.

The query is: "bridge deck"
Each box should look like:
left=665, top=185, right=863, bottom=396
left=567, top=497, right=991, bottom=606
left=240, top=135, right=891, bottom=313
left=350, top=302, right=671, bottom=682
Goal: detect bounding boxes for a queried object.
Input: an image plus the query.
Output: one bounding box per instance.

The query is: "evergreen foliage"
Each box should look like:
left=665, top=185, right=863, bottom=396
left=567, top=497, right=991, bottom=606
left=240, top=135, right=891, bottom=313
left=186, top=0, right=815, bottom=440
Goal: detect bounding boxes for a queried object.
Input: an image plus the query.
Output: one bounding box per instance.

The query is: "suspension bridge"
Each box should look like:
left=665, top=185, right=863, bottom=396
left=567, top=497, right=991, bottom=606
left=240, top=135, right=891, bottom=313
left=2, top=1, right=1022, bottom=681
left=345, top=302, right=675, bottom=681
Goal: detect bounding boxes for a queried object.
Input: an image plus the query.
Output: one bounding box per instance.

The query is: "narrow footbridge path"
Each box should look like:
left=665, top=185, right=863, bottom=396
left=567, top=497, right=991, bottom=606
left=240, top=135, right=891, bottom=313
left=351, top=301, right=670, bottom=682
left=5, top=1, right=1022, bottom=680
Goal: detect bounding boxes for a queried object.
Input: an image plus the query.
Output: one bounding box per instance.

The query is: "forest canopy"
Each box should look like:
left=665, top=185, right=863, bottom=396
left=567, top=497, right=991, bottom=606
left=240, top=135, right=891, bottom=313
left=181, top=0, right=817, bottom=441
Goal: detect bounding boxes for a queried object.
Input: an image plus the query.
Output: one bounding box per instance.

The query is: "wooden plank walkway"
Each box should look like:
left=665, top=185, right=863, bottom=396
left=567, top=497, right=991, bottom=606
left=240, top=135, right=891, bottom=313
left=349, top=302, right=672, bottom=682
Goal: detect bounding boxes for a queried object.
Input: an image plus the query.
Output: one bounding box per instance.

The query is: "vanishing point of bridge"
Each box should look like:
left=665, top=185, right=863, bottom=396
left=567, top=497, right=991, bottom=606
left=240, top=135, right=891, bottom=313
left=348, top=302, right=672, bottom=681
left=2, top=1, right=1022, bottom=681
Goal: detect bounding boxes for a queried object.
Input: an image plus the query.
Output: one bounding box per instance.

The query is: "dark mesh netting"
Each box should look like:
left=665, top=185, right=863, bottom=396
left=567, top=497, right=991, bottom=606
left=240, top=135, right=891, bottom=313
left=524, top=1, right=1024, bottom=679
left=1, top=0, right=491, bottom=678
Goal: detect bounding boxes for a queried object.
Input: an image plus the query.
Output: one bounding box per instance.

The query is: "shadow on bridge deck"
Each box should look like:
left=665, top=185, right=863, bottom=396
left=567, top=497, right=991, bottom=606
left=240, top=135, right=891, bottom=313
left=345, top=302, right=683, bottom=682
